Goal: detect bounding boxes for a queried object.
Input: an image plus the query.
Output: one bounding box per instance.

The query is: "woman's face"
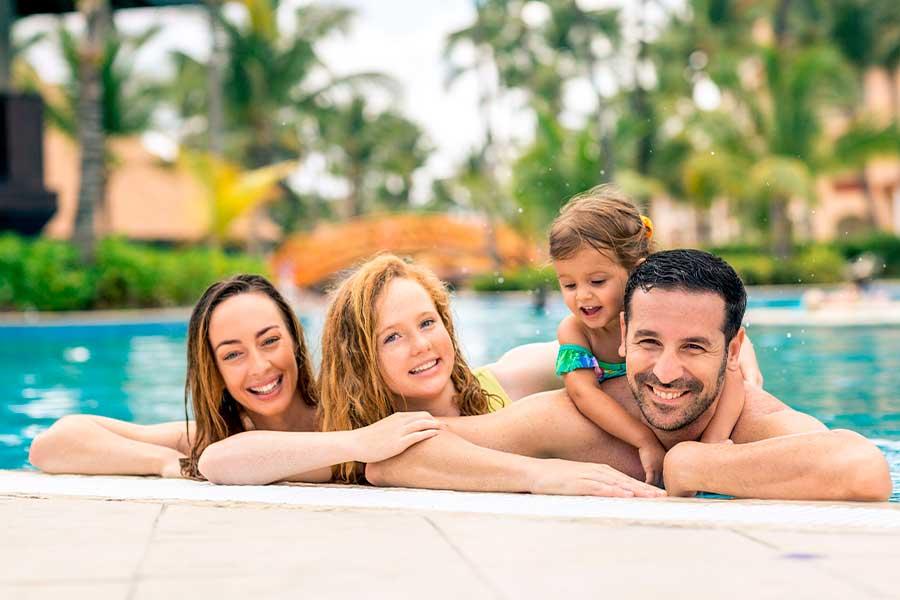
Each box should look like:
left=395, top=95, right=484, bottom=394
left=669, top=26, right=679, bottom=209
left=208, top=292, right=300, bottom=421
left=374, top=278, right=455, bottom=406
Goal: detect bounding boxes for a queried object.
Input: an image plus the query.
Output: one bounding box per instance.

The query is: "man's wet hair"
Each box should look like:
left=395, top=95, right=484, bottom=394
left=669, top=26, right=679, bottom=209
left=624, top=249, right=747, bottom=342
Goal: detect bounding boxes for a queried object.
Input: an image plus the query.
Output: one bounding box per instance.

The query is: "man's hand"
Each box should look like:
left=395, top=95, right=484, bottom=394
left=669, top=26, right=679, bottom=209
left=528, top=458, right=666, bottom=498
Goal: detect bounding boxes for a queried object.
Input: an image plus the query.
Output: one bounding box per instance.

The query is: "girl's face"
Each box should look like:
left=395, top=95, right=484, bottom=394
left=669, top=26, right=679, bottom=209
left=374, top=278, right=456, bottom=407
left=554, top=245, right=629, bottom=331
left=208, top=293, right=300, bottom=422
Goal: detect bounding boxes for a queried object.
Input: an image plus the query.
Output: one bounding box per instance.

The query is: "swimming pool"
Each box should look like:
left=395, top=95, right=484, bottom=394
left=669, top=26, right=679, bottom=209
left=4, top=292, right=899, bottom=501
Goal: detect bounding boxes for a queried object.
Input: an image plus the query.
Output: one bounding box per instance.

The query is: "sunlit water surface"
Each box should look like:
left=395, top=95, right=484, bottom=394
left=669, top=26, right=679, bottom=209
left=4, top=292, right=899, bottom=501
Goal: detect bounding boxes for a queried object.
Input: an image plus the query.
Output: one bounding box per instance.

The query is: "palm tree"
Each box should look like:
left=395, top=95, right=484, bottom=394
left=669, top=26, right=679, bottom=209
left=170, top=0, right=390, bottom=168
left=179, top=151, right=297, bottom=247
left=32, top=7, right=163, bottom=261
left=444, top=0, right=513, bottom=166
left=537, top=0, right=620, bottom=181
left=318, top=95, right=430, bottom=218
left=43, top=23, right=163, bottom=139
left=72, top=0, right=112, bottom=263
left=828, top=0, right=900, bottom=229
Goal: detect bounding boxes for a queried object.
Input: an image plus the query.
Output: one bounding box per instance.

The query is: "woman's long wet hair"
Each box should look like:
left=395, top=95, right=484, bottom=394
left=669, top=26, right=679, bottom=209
left=180, top=274, right=318, bottom=478
left=318, top=254, right=493, bottom=484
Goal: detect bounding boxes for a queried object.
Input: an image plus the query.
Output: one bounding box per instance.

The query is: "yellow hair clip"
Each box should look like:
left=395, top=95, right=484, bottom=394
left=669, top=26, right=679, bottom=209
left=640, top=214, right=654, bottom=240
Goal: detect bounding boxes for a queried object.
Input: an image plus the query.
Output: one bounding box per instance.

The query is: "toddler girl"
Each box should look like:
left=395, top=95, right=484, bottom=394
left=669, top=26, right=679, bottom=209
left=550, top=185, right=746, bottom=485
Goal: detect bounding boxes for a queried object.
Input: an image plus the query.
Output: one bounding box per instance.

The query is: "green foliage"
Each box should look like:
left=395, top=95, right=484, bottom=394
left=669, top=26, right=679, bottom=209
left=714, top=244, right=855, bottom=285
left=832, top=233, right=900, bottom=277
left=0, top=234, right=26, bottom=307
left=19, top=239, right=95, bottom=311
left=470, top=265, right=556, bottom=292
left=511, top=112, right=601, bottom=233
left=0, top=235, right=268, bottom=311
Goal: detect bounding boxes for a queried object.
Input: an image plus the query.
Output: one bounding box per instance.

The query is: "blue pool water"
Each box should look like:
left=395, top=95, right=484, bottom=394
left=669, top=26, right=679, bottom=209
left=4, top=292, right=899, bottom=500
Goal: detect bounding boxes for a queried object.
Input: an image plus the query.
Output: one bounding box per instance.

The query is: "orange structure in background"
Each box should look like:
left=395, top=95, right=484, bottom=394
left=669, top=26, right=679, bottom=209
left=271, top=213, right=540, bottom=288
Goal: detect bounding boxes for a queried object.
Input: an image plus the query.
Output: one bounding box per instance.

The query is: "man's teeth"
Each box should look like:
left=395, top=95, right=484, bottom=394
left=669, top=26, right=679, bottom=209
left=410, top=359, right=437, bottom=374
left=250, top=378, right=280, bottom=394
left=651, top=387, right=684, bottom=400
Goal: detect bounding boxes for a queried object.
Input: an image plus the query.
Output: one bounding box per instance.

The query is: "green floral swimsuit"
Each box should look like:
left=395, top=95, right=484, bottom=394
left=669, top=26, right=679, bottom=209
left=555, top=344, right=626, bottom=383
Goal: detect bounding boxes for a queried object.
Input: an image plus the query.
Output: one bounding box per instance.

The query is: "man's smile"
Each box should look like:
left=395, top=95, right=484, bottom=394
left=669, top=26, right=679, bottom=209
left=645, top=383, right=690, bottom=405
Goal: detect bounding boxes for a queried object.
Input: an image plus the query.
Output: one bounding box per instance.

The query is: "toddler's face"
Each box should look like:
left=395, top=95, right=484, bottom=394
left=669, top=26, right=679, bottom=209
left=554, top=246, right=629, bottom=331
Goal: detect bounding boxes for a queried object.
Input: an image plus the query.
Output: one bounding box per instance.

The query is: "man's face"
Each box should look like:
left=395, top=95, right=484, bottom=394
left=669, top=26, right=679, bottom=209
left=620, top=288, right=738, bottom=431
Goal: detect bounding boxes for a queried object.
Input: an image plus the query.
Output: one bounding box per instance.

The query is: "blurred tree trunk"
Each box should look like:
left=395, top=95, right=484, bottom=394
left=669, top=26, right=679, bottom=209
left=205, top=0, right=224, bottom=157
left=73, top=0, right=111, bottom=263
left=770, top=198, right=792, bottom=259
left=695, top=209, right=712, bottom=246
left=0, top=0, right=11, bottom=92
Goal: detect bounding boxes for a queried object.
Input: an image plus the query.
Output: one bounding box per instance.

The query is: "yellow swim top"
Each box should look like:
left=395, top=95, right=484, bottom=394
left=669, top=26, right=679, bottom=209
left=473, top=366, right=511, bottom=412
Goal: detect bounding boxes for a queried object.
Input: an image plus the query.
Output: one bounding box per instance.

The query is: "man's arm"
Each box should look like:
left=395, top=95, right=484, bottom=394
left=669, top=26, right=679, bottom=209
left=663, top=387, right=892, bottom=501
left=365, top=430, right=664, bottom=498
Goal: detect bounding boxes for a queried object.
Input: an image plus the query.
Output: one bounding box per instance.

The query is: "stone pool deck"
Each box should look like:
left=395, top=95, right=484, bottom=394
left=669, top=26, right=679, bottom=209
left=2, top=471, right=899, bottom=600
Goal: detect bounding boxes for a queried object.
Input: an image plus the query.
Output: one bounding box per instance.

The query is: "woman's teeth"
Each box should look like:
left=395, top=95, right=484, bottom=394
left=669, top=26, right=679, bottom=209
left=249, top=377, right=281, bottom=395
left=410, top=359, right=438, bottom=374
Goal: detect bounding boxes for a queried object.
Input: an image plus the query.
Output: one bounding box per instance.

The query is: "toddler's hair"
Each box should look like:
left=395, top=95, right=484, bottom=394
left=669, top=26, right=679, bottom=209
left=549, top=184, right=652, bottom=270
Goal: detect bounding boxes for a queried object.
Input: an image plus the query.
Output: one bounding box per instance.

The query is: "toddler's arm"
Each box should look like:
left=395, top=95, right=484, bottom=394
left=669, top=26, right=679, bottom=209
left=700, top=367, right=745, bottom=443
left=558, top=318, right=665, bottom=484
left=737, top=332, right=763, bottom=387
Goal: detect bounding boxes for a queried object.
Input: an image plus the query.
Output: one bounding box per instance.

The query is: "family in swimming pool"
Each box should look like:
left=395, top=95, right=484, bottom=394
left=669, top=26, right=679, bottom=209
left=29, top=185, right=892, bottom=501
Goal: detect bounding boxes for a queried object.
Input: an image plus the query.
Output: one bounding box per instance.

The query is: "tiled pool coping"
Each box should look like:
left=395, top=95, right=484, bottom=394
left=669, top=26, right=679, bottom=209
left=3, top=470, right=898, bottom=532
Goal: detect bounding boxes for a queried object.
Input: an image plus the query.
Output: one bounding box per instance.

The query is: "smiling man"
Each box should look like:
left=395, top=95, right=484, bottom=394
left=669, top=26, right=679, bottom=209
left=615, top=249, right=891, bottom=500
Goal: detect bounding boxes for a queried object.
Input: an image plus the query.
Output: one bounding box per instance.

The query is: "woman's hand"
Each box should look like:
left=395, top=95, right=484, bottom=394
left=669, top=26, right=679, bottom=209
left=351, top=411, right=446, bottom=464
left=528, top=458, right=666, bottom=498
left=159, top=452, right=188, bottom=478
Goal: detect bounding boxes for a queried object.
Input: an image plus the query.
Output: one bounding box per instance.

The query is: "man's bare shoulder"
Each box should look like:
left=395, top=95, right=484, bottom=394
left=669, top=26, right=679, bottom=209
left=733, top=383, right=826, bottom=443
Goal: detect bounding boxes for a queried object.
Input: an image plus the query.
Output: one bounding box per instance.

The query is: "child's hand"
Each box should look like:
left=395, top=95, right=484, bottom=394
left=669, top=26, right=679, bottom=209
left=638, top=438, right=666, bottom=486
left=737, top=336, right=763, bottom=387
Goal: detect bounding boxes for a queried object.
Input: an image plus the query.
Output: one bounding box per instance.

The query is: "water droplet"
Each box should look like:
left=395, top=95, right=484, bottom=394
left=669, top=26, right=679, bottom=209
left=64, top=347, right=90, bottom=363
left=786, top=332, right=792, bottom=339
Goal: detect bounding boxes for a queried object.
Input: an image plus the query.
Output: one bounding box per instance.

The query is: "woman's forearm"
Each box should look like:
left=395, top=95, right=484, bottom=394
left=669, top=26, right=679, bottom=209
left=664, top=430, right=892, bottom=501
left=197, top=430, right=357, bottom=484
left=29, top=415, right=186, bottom=476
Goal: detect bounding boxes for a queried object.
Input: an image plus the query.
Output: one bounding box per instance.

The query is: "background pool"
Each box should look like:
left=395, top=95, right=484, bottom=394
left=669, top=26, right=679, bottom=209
left=4, top=292, right=899, bottom=501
